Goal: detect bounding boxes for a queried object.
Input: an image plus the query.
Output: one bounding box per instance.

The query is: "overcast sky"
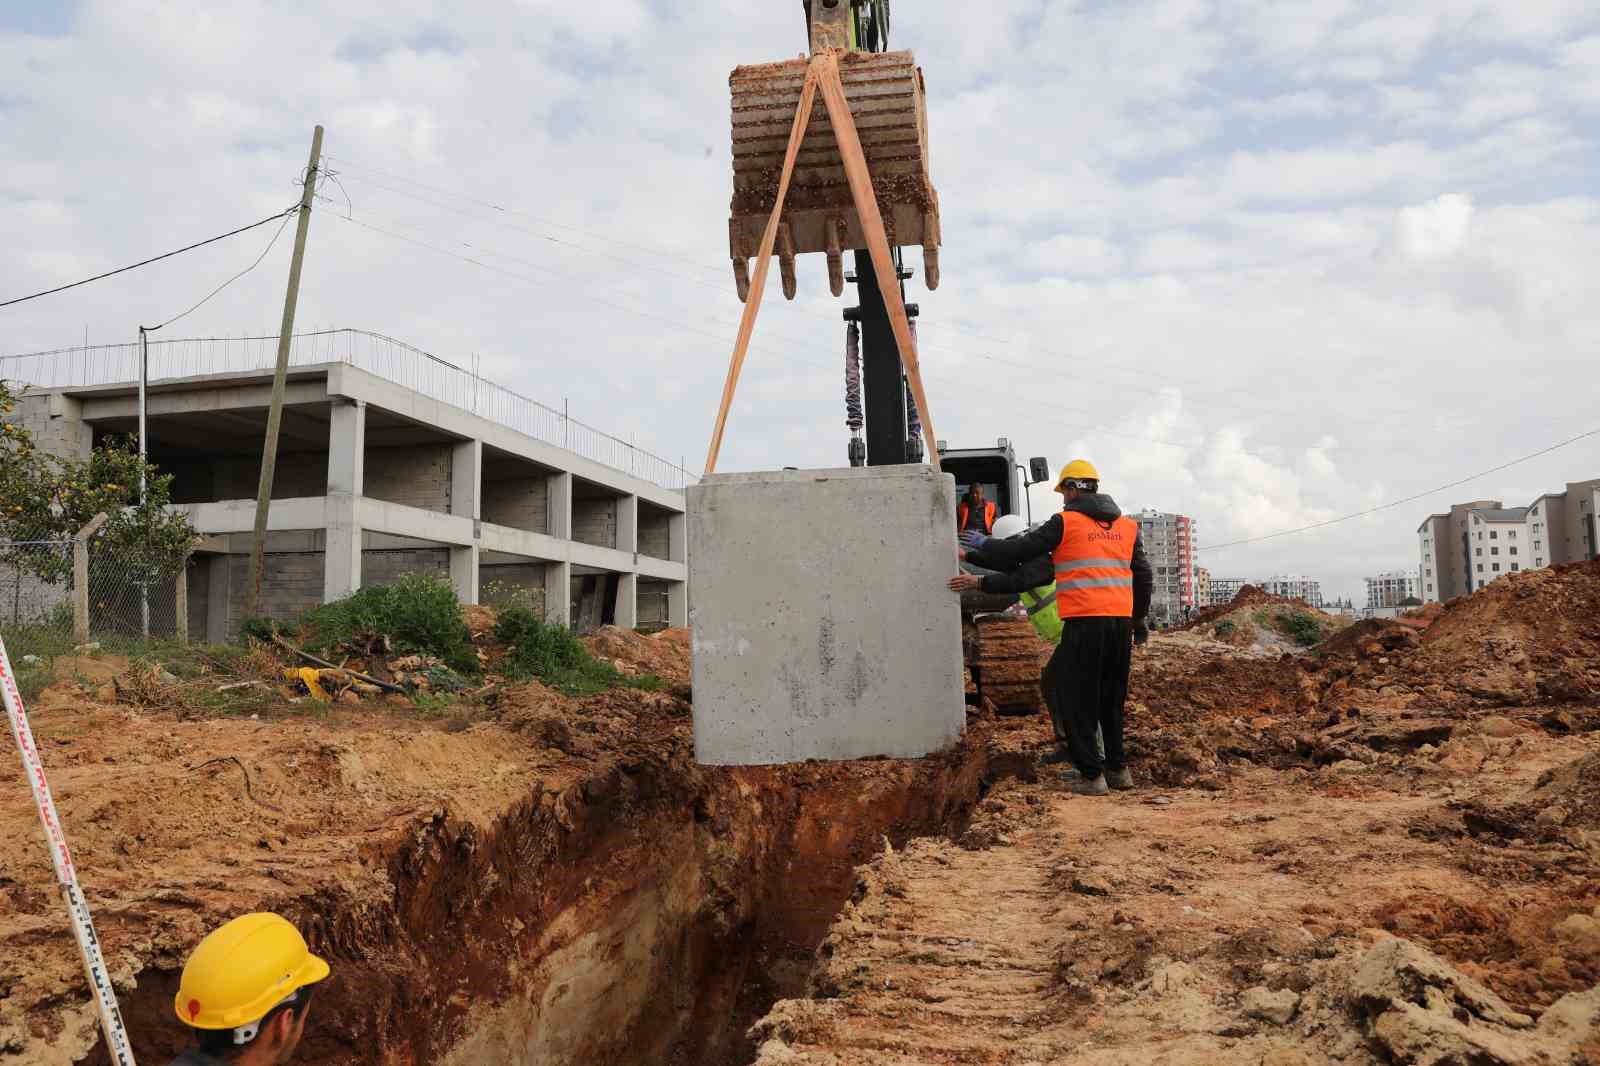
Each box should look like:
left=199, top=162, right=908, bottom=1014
left=4, top=1, right=1599, bottom=603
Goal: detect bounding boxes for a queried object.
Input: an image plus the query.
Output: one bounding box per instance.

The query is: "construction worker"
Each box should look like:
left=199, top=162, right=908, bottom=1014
left=956, top=482, right=997, bottom=537
left=959, top=460, right=1151, bottom=795
left=950, top=514, right=1102, bottom=762
left=167, top=912, right=329, bottom=1065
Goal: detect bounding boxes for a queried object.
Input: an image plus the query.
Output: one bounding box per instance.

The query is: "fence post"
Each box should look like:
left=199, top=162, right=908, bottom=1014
left=72, top=513, right=109, bottom=645
left=175, top=552, right=191, bottom=645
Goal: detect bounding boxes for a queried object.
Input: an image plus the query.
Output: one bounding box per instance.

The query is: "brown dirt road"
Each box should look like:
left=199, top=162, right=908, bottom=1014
left=751, top=727, right=1600, bottom=1064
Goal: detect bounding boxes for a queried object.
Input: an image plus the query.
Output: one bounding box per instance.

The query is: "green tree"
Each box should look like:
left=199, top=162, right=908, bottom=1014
left=0, top=396, right=198, bottom=603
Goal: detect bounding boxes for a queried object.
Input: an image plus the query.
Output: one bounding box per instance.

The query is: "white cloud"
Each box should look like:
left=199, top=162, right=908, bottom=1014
left=1394, top=193, right=1473, bottom=260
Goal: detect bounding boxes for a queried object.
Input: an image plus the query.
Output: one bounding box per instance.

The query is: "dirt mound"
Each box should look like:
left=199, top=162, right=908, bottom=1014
left=1317, top=618, right=1420, bottom=660
left=1528, top=750, right=1600, bottom=830
left=1413, top=560, right=1600, bottom=704
left=581, top=625, right=691, bottom=689
left=1181, top=584, right=1285, bottom=630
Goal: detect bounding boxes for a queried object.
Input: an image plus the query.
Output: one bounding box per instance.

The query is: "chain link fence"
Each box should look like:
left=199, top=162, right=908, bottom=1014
left=1, top=527, right=193, bottom=695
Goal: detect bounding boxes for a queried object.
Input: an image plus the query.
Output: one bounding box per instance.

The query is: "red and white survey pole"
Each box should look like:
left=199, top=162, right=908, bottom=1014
left=0, top=634, right=137, bottom=1064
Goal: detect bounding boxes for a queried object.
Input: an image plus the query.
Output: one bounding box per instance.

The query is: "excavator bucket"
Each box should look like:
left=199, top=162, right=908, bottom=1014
left=728, top=49, right=941, bottom=301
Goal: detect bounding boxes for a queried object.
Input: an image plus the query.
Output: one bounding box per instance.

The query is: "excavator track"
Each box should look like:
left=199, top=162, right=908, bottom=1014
left=728, top=49, right=940, bottom=300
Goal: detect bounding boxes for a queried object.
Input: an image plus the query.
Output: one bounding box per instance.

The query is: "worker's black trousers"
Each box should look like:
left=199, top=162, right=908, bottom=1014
left=1041, top=617, right=1132, bottom=778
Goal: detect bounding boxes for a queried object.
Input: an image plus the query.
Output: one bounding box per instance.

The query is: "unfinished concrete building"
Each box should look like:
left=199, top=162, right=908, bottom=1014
left=7, top=332, right=688, bottom=642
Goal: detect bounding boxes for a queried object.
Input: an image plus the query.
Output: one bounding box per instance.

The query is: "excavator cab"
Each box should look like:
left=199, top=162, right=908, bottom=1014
left=729, top=0, right=939, bottom=301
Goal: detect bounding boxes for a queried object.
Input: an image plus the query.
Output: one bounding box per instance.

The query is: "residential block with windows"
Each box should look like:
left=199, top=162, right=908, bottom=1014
left=1418, top=478, right=1599, bottom=603
left=1365, top=570, right=1421, bottom=609
left=1132, top=509, right=1195, bottom=625
left=1206, top=576, right=1247, bottom=607
left=1261, top=574, right=1323, bottom=608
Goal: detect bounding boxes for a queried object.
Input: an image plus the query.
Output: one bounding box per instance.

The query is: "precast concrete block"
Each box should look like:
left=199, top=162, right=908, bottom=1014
left=688, top=465, right=964, bottom=765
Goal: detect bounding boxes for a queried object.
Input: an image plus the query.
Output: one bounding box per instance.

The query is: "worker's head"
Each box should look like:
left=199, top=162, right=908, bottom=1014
left=992, top=514, right=1027, bottom=539
left=175, top=913, right=329, bottom=1064
left=1055, top=459, right=1100, bottom=500
left=965, top=482, right=984, bottom=500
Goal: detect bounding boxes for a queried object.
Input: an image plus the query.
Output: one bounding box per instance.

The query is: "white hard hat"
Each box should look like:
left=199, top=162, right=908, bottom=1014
left=992, top=514, right=1027, bottom=539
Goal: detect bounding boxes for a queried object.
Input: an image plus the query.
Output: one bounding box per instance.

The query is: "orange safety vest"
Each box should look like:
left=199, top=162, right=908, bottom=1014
left=1052, top=511, right=1137, bottom=618
left=957, top=499, right=997, bottom=534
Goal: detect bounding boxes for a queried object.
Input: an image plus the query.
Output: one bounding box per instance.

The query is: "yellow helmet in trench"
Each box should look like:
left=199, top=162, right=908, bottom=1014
left=174, top=912, right=329, bottom=1037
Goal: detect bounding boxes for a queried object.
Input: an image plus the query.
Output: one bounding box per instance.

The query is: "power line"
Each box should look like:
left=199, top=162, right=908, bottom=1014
left=0, top=207, right=298, bottom=311
left=1197, top=425, right=1600, bottom=551
left=326, top=158, right=1428, bottom=430
left=146, top=209, right=296, bottom=331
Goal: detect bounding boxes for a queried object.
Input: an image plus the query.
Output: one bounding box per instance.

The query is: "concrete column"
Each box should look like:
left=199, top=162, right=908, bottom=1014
left=325, top=496, right=362, bottom=601
left=545, top=560, right=572, bottom=627
left=450, top=438, right=482, bottom=604
left=327, top=400, right=366, bottom=496
left=615, top=572, right=638, bottom=629
left=206, top=555, right=231, bottom=644
left=450, top=438, right=481, bottom=520
left=668, top=512, right=687, bottom=563
left=547, top=472, right=573, bottom=541
left=450, top=545, right=480, bottom=604
left=668, top=580, right=688, bottom=628
left=617, top=494, right=639, bottom=555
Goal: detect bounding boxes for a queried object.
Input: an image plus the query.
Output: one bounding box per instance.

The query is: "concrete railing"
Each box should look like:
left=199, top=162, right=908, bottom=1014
left=0, top=328, right=696, bottom=492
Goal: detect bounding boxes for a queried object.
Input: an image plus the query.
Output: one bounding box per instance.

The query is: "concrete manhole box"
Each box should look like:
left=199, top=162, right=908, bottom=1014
left=687, top=465, right=966, bottom=766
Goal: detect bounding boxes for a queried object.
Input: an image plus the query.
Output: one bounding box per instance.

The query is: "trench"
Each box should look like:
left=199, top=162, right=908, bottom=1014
left=87, top=731, right=1026, bottom=1066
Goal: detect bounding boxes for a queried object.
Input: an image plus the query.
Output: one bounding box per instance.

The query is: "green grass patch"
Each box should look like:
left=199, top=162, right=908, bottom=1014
left=493, top=606, right=662, bottom=697
left=1278, top=610, right=1326, bottom=647
left=1213, top=619, right=1236, bottom=639
left=298, top=573, right=477, bottom=674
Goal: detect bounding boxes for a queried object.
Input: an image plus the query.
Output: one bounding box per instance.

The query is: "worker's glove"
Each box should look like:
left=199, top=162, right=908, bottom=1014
left=959, top=530, right=989, bottom=550
left=1133, top=620, right=1149, bottom=646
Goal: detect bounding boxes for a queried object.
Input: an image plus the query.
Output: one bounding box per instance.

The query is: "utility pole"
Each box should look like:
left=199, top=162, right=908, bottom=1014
left=245, top=125, right=322, bottom=618
left=138, top=326, right=150, bottom=638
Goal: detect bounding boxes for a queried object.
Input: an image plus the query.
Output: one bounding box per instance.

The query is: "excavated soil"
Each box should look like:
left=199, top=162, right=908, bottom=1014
left=4, top=566, right=1600, bottom=1065
left=1, top=634, right=1007, bottom=1066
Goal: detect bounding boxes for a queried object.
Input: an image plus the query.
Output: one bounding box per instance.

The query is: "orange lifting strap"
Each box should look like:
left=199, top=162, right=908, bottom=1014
left=704, top=50, right=940, bottom=476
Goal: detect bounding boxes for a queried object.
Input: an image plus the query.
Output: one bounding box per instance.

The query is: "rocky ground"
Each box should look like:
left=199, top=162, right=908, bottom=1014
left=2, top=562, right=1598, bottom=1065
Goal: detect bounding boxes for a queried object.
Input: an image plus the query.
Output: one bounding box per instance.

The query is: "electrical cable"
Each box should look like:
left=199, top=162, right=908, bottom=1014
left=145, top=208, right=297, bottom=332
left=0, top=207, right=298, bottom=311
left=1197, top=425, right=1600, bottom=552
left=326, top=160, right=1431, bottom=428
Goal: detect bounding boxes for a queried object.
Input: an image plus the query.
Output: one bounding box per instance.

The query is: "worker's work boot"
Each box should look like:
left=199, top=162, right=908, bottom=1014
left=1068, top=774, right=1110, bottom=796
left=1106, top=768, right=1135, bottom=791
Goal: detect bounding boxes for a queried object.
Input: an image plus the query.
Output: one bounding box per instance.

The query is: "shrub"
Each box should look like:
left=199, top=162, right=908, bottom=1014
left=239, top=616, right=280, bottom=644
left=493, top=606, right=662, bottom=696
left=1213, top=619, right=1236, bottom=639
left=301, top=573, right=477, bottom=673
left=1281, top=610, right=1325, bottom=647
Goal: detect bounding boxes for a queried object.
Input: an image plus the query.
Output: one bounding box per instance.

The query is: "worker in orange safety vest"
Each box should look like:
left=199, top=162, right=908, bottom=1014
left=956, top=482, right=997, bottom=536
left=957, top=459, right=1152, bottom=795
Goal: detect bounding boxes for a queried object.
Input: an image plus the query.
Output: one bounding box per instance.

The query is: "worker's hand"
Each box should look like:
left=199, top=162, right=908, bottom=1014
left=1133, top=620, right=1149, bottom=646
left=948, top=573, right=982, bottom=593
left=959, top=530, right=989, bottom=550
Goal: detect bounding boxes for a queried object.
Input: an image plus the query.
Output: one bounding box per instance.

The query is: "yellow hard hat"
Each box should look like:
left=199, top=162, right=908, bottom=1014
left=1055, top=459, right=1100, bottom=490
left=174, top=913, right=330, bottom=1032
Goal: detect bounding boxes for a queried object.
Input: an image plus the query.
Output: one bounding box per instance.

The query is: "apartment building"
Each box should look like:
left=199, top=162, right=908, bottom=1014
left=1365, top=570, right=1420, bottom=609
left=1419, top=479, right=1598, bottom=602
left=1261, top=574, right=1323, bottom=607
left=1417, top=499, right=1502, bottom=603
left=1528, top=479, right=1600, bottom=569
left=1193, top=567, right=1210, bottom=612
left=1132, top=509, right=1195, bottom=625
left=1207, top=577, right=1247, bottom=607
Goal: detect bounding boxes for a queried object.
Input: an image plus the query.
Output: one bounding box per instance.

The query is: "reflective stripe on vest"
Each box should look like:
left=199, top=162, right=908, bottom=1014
left=1019, top=583, right=1063, bottom=643
left=1051, top=511, right=1137, bottom=618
